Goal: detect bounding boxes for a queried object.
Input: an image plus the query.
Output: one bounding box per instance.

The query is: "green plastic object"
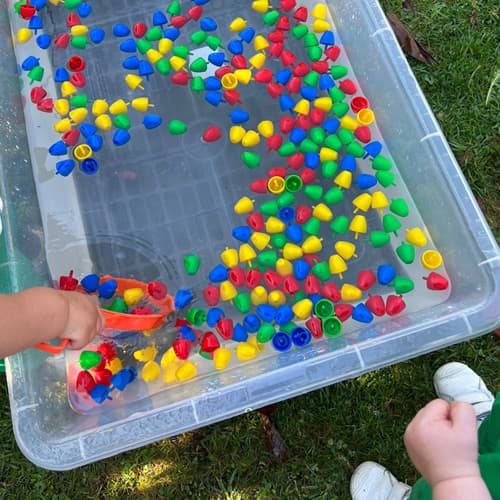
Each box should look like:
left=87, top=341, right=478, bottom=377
left=145, top=27, right=163, bottom=41
left=199, top=349, right=212, bottom=361
left=396, top=242, right=415, bottom=264
left=257, top=250, right=278, bottom=268
left=173, top=45, right=190, bottom=59
left=233, top=293, right=251, bottom=314
left=183, top=254, right=201, bottom=275
left=390, top=198, right=409, bottom=217
left=70, top=94, right=88, bottom=108
left=156, top=59, right=171, bottom=75
left=304, top=185, right=323, bottom=201
left=190, top=57, right=208, bottom=73
left=259, top=200, right=279, bottom=216
left=346, top=141, right=366, bottom=158
left=329, top=87, right=346, bottom=103
left=383, top=214, right=402, bottom=235
left=79, top=351, right=102, bottom=370
left=372, top=155, right=393, bottom=171
left=278, top=142, right=296, bottom=157
left=205, top=36, right=222, bottom=50
left=241, top=151, right=260, bottom=168
left=186, top=308, right=207, bottom=326
left=394, top=276, right=415, bottom=294
left=303, top=71, right=320, bottom=87
left=324, top=134, right=343, bottom=151
left=271, top=233, right=287, bottom=249
left=190, top=76, right=205, bottom=94
left=314, top=298, right=334, bottom=318
left=299, top=138, right=319, bottom=153
left=136, top=39, right=152, bottom=55
left=323, top=187, right=344, bottom=204
left=367, top=231, right=391, bottom=248
left=312, top=261, right=330, bottom=281
left=277, top=192, right=295, bottom=207
left=332, top=102, right=349, bottom=118
left=190, top=31, right=207, bottom=45
left=109, top=297, right=128, bottom=313
left=303, top=33, right=319, bottom=47
left=28, top=66, right=44, bottom=83
left=281, top=322, right=297, bottom=335
left=307, top=46, right=323, bottom=62
left=285, top=174, right=303, bottom=192
left=330, top=215, right=349, bottom=235
left=321, top=161, right=338, bottom=178
left=330, top=65, right=348, bottom=79
left=263, top=10, right=279, bottom=25
left=303, top=217, right=321, bottom=236
left=166, top=1, right=181, bottom=15
left=338, top=128, right=355, bottom=145
left=309, top=127, right=326, bottom=145
left=168, top=120, right=187, bottom=135
left=64, top=0, right=81, bottom=8
left=113, top=114, right=131, bottom=130
left=257, top=323, right=276, bottom=343
left=291, top=25, right=308, bottom=39
left=293, top=290, right=306, bottom=303
left=323, top=317, right=342, bottom=337
left=376, top=171, right=396, bottom=187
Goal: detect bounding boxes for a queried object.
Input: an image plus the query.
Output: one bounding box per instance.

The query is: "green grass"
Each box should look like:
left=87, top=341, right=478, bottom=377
left=0, top=0, right=499, bottom=498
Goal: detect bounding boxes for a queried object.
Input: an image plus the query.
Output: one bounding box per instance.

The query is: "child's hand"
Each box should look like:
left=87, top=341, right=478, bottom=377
left=404, top=399, right=480, bottom=487
left=59, top=291, right=104, bottom=350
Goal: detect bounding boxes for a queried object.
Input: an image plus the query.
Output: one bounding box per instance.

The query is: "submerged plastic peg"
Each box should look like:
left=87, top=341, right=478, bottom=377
left=234, top=196, right=254, bottom=214
left=335, top=241, right=357, bottom=260
left=386, top=295, right=407, bottom=316
left=213, top=347, right=232, bottom=370
left=312, top=261, right=330, bottom=281
left=79, top=351, right=103, bottom=370
left=168, top=120, right=187, bottom=135
left=220, top=280, right=238, bottom=301
left=396, top=242, right=415, bottom=264
left=421, top=250, right=443, bottom=270
left=358, top=270, right=377, bottom=291
left=312, top=203, right=333, bottom=222
left=349, top=215, right=367, bottom=239
left=353, top=193, right=372, bottom=213
left=302, top=235, right=323, bottom=254
left=276, top=258, right=293, bottom=277
left=352, top=303, right=374, bottom=323
left=220, top=247, right=239, bottom=268
left=424, top=272, right=449, bottom=291
left=321, top=283, right=341, bottom=302
left=239, top=244, right=257, bottom=265
left=203, top=285, right=220, bottom=306
left=390, top=198, right=410, bottom=217
left=328, top=254, right=347, bottom=279
left=292, top=298, right=313, bottom=320
left=340, top=283, right=362, bottom=302
left=406, top=227, right=428, bottom=247
left=371, top=191, right=390, bottom=214
left=334, top=170, right=352, bottom=189
left=383, top=214, right=402, bottom=235
left=209, top=265, right=229, bottom=283
left=184, top=255, right=201, bottom=275
left=377, top=264, right=397, bottom=285
left=367, top=231, right=391, bottom=248
left=125, top=74, right=144, bottom=90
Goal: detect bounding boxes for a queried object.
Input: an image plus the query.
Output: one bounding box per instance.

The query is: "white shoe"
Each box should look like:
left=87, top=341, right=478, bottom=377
left=350, top=461, right=411, bottom=500
left=434, top=362, right=494, bottom=422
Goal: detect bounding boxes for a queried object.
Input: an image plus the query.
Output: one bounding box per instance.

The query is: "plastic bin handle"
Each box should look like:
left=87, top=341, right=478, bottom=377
left=35, top=338, right=70, bottom=354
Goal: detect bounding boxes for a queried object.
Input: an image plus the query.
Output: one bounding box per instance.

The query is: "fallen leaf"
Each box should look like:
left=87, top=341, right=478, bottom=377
left=259, top=412, right=288, bottom=461
left=387, top=12, right=437, bottom=64
left=402, top=0, right=417, bottom=15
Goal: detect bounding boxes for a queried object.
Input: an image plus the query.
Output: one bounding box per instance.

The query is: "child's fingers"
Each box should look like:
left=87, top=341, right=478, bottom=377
left=449, top=401, right=476, bottom=429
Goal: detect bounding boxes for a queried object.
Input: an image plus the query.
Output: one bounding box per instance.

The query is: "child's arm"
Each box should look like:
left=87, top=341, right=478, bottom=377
left=0, top=287, right=104, bottom=358
left=404, top=399, right=491, bottom=500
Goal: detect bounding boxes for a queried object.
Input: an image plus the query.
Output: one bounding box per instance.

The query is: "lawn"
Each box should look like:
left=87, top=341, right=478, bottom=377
left=0, top=0, right=498, bottom=498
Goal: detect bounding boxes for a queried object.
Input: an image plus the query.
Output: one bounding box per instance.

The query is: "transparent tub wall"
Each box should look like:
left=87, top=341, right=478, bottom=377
left=2, top=0, right=498, bottom=469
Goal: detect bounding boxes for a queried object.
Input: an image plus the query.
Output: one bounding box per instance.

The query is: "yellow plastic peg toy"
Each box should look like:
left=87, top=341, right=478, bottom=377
left=371, top=191, right=389, bottom=214
left=276, top=258, right=293, bottom=277
left=235, top=68, right=252, bottom=85
left=253, top=34, right=269, bottom=51
left=249, top=53, right=266, bottom=69
left=125, top=74, right=144, bottom=90
left=95, top=114, right=112, bottom=131
left=357, top=108, right=375, bottom=126
left=252, top=0, right=269, bottom=14
left=313, top=97, right=333, bottom=112
left=229, top=17, right=247, bottom=32
left=220, top=247, right=239, bottom=267
left=349, top=215, right=367, bottom=239
left=236, top=342, right=258, bottom=361
left=91, top=99, right=108, bottom=115
left=283, top=243, right=303, bottom=260
left=250, top=285, right=268, bottom=306
left=241, top=130, right=260, bottom=147
left=312, top=203, right=333, bottom=222
left=294, top=99, right=311, bottom=115
left=234, top=196, right=254, bottom=214
left=220, top=280, right=238, bottom=301
left=319, top=147, right=338, bottom=162
left=340, top=115, right=358, bottom=131
left=248, top=335, right=264, bottom=352
left=73, top=144, right=92, bottom=161
left=109, top=99, right=128, bottom=115
left=141, top=360, right=160, bottom=382
left=265, top=216, right=286, bottom=233
left=17, top=28, right=32, bottom=43
left=334, top=170, right=353, bottom=189
left=162, top=360, right=181, bottom=383
left=70, top=25, right=89, bottom=36
left=311, top=3, right=327, bottom=18
left=406, top=227, right=428, bottom=247
left=292, top=298, right=313, bottom=320
left=229, top=125, right=246, bottom=144
left=352, top=193, right=372, bottom=213
left=267, top=176, right=285, bottom=194
left=421, top=250, right=443, bottom=270
left=158, top=38, right=173, bottom=54
left=54, top=99, right=69, bottom=116
left=146, top=49, right=162, bottom=65
left=221, top=73, right=238, bottom=89
left=69, top=108, right=88, bottom=124
left=250, top=232, right=271, bottom=250
left=340, top=283, right=362, bottom=301
left=160, top=347, right=178, bottom=368
left=106, top=357, right=123, bottom=375
left=131, top=97, right=154, bottom=112
left=257, top=120, right=274, bottom=138
left=169, top=56, right=186, bottom=72
left=312, top=19, right=330, bottom=32
left=239, top=243, right=257, bottom=265
left=133, top=342, right=158, bottom=362
left=335, top=241, right=358, bottom=260
left=268, top=290, right=286, bottom=307
left=176, top=361, right=197, bottom=381
left=53, top=118, right=72, bottom=133
left=302, top=235, right=323, bottom=253
left=213, top=347, right=232, bottom=370
left=328, top=254, right=348, bottom=279
left=60, top=81, right=77, bottom=97
left=123, top=287, right=144, bottom=306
